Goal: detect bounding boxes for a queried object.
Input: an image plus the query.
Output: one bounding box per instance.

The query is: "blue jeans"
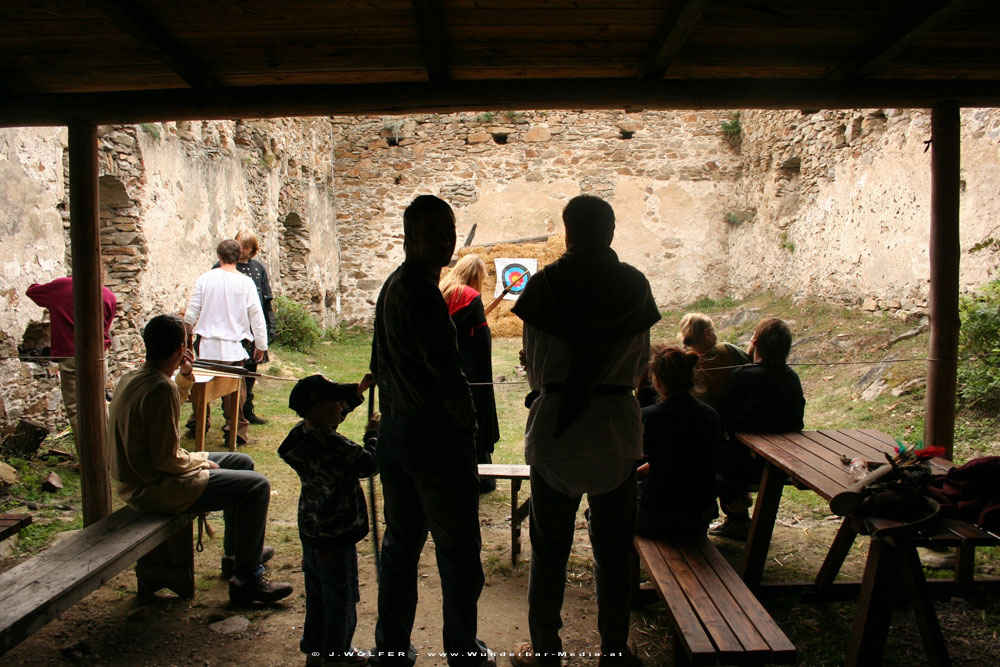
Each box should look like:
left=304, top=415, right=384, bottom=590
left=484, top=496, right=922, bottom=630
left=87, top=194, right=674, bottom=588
left=527, top=467, right=636, bottom=656
left=187, top=451, right=269, bottom=580
left=301, top=542, right=360, bottom=659
left=374, top=415, right=489, bottom=667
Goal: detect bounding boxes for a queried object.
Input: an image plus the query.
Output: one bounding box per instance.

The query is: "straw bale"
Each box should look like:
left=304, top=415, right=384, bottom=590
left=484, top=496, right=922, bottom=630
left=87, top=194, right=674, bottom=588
left=444, top=234, right=566, bottom=339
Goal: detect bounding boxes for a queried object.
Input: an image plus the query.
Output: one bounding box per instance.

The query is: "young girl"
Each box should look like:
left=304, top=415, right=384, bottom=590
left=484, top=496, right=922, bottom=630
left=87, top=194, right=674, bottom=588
left=636, top=345, right=723, bottom=538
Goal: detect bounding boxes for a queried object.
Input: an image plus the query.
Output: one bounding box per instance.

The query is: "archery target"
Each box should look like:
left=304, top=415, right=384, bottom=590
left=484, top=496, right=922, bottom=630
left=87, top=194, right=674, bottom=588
left=494, top=258, right=536, bottom=301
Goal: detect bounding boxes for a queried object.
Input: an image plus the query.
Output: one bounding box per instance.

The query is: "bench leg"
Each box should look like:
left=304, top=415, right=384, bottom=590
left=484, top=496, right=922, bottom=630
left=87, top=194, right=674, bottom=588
left=954, top=545, right=975, bottom=596
left=136, top=520, right=195, bottom=598
left=510, top=479, right=532, bottom=568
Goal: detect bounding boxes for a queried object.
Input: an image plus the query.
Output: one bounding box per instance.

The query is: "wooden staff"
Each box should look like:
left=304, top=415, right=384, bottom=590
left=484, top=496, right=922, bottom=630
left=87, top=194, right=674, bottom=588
left=367, top=384, right=381, bottom=584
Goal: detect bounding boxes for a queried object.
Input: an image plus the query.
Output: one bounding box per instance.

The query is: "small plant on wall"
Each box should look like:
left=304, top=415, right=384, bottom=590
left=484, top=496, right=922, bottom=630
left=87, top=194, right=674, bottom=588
left=778, top=230, right=795, bottom=252
left=721, top=112, right=742, bottom=151
left=725, top=209, right=756, bottom=226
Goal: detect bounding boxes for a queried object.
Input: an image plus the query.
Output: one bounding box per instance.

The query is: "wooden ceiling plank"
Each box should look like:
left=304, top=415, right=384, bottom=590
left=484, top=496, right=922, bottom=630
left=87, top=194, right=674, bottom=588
left=411, top=0, right=449, bottom=81
left=642, top=0, right=710, bottom=79
left=94, top=0, right=219, bottom=89
left=829, top=0, right=970, bottom=80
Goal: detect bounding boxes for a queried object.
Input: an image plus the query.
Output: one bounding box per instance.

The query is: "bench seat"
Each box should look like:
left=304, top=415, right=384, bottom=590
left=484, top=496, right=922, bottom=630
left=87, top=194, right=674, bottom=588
left=635, top=534, right=796, bottom=666
left=0, top=506, right=193, bottom=656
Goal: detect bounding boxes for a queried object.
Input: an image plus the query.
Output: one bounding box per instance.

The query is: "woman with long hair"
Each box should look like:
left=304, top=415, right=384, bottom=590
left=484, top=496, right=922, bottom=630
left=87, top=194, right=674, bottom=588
left=677, top=312, right=750, bottom=411
left=440, top=254, right=500, bottom=492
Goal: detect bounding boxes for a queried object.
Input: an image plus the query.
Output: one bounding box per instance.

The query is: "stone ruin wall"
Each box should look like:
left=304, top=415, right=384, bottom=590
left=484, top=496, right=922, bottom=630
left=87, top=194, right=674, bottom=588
left=0, top=119, right=336, bottom=433
left=730, top=108, right=1000, bottom=317
left=332, top=110, right=742, bottom=324
left=4, top=107, right=1000, bottom=433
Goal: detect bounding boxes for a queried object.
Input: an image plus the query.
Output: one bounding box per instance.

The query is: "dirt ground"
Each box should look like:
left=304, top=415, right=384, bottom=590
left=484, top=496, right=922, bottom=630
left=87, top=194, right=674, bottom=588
left=5, top=491, right=1000, bottom=667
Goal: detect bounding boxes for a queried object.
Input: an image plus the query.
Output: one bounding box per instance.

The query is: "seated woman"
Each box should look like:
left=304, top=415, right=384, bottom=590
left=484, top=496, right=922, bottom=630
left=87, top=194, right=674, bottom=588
left=439, top=254, right=501, bottom=493
left=678, top=312, right=751, bottom=411
left=636, top=344, right=724, bottom=538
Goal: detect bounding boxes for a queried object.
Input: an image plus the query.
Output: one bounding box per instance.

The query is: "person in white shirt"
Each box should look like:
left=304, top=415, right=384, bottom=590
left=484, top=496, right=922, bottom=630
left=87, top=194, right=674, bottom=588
left=184, top=239, right=268, bottom=444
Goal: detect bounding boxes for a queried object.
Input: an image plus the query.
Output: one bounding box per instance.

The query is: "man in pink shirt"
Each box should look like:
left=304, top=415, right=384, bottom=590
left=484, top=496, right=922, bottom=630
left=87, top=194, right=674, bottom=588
left=26, top=276, right=117, bottom=439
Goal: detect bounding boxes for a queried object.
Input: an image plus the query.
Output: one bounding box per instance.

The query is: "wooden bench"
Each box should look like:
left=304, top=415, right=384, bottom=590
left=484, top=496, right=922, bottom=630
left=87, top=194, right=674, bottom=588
left=634, top=534, right=796, bottom=666
left=0, top=506, right=194, bottom=656
left=0, top=514, right=32, bottom=542
left=478, top=463, right=531, bottom=566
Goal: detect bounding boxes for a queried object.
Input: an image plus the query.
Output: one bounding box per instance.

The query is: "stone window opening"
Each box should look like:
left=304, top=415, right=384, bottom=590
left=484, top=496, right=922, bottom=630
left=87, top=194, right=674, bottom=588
left=491, top=132, right=508, bottom=145
left=17, top=321, right=56, bottom=377
left=280, top=212, right=311, bottom=288
left=619, top=128, right=634, bottom=140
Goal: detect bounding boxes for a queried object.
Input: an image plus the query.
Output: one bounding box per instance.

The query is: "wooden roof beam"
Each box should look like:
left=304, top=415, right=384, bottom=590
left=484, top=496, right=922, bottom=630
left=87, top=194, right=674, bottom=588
left=3, top=79, right=1000, bottom=127
left=829, top=0, right=969, bottom=80
left=641, top=0, right=710, bottom=79
left=95, top=0, right=219, bottom=89
left=412, top=0, right=449, bottom=82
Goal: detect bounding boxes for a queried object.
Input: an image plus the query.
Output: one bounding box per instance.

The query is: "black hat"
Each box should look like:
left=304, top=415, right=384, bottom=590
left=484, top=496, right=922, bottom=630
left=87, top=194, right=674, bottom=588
left=289, top=375, right=356, bottom=417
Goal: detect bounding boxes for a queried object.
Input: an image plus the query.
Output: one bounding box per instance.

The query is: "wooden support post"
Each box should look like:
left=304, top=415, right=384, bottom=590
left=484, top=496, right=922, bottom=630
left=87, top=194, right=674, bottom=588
left=924, top=101, right=961, bottom=461
left=68, top=121, right=111, bottom=526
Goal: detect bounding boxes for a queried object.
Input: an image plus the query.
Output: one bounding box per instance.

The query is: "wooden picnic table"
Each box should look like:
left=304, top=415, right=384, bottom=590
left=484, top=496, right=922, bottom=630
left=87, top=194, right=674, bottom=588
left=735, top=429, right=1000, bottom=667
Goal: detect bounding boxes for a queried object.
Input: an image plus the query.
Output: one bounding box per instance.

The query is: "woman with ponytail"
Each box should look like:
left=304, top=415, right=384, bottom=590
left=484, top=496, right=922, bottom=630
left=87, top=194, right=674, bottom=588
left=636, top=344, right=723, bottom=537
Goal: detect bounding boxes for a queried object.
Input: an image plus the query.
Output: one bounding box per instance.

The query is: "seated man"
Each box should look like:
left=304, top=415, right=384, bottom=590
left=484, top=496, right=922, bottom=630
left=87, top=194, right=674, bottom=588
left=107, top=314, right=292, bottom=604
left=712, top=317, right=805, bottom=540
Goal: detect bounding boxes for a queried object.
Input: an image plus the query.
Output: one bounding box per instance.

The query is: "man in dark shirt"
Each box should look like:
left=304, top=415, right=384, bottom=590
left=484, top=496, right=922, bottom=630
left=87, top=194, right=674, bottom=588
left=712, top=317, right=805, bottom=540
left=369, top=195, right=491, bottom=667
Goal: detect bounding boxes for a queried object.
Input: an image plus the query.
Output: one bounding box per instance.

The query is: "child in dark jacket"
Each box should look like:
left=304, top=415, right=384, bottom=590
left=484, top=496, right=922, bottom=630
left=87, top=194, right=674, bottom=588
left=280, top=373, right=379, bottom=666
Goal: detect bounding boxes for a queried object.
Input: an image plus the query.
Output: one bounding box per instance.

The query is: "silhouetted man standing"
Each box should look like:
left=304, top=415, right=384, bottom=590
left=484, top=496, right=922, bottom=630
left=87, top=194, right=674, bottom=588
left=370, top=195, right=491, bottom=667
left=511, top=195, right=659, bottom=667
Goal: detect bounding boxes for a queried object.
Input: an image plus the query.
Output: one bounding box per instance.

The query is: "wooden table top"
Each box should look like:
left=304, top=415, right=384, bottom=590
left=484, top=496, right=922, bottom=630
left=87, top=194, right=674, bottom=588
left=735, top=429, right=997, bottom=547
left=735, top=429, right=952, bottom=502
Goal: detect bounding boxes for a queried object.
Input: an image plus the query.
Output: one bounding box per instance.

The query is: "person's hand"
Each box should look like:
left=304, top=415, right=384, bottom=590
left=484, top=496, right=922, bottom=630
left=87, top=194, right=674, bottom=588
left=207, top=459, right=220, bottom=469
left=179, top=348, right=194, bottom=378
left=358, top=373, right=375, bottom=395
left=253, top=348, right=264, bottom=362
left=518, top=349, right=526, bottom=365
left=367, top=412, right=381, bottom=432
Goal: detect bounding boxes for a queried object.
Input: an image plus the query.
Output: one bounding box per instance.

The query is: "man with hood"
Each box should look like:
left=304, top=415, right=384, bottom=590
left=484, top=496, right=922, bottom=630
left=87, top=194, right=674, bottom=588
left=510, top=195, right=659, bottom=667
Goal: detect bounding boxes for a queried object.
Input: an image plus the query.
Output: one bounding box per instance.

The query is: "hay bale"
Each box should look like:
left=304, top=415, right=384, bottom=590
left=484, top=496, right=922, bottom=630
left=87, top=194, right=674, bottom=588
left=446, top=234, right=566, bottom=339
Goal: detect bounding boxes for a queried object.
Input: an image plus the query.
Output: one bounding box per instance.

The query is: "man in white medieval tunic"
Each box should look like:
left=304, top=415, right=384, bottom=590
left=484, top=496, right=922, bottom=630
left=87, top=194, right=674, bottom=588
left=184, top=238, right=268, bottom=444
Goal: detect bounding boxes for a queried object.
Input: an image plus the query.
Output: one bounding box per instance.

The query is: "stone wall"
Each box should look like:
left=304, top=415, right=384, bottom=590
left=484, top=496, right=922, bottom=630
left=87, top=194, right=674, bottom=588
left=4, top=107, right=1000, bottom=433
left=332, top=110, right=742, bottom=324
left=730, top=108, right=1000, bottom=316
left=0, top=118, right=335, bottom=433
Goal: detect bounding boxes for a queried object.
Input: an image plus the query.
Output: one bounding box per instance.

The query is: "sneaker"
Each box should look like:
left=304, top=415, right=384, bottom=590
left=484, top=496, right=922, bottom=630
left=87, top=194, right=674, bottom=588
left=597, top=641, right=641, bottom=667
left=510, top=643, right=560, bottom=667
left=709, top=517, right=751, bottom=541
left=222, top=545, right=275, bottom=579
left=229, top=574, right=293, bottom=604
left=246, top=413, right=269, bottom=425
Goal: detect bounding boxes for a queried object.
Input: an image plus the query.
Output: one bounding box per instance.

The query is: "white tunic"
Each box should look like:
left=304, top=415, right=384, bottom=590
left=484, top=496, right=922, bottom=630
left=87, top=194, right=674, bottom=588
left=522, top=324, right=649, bottom=497
left=184, top=268, right=267, bottom=362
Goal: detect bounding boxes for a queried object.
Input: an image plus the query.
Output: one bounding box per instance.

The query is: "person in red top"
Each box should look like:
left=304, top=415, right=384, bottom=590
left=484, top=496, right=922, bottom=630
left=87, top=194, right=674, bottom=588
left=26, top=276, right=117, bottom=439
left=439, top=254, right=500, bottom=493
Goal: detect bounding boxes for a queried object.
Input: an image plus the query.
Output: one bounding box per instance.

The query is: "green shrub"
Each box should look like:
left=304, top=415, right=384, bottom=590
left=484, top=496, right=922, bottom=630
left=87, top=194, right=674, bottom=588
left=687, top=296, right=738, bottom=311
left=721, top=112, right=742, bottom=150
left=273, top=295, right=322, bottom=352
left=957, top=279, right=1000, bottom=408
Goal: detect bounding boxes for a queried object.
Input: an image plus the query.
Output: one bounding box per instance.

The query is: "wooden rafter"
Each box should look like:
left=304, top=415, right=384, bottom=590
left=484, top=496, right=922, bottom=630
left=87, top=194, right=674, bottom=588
left=411, top=0, right=449, bottom=82
left=94, top=0, right=219, bottom=89
left=641, top=0, right=710, bottom=79
left=829, top=0, right=969, bottom=80
left=4, top=78, right=1000, bottom=128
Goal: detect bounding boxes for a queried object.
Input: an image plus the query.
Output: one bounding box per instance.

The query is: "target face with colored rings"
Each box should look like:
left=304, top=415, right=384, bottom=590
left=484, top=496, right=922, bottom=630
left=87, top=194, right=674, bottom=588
left=502, top=264, right=530, bottom=293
